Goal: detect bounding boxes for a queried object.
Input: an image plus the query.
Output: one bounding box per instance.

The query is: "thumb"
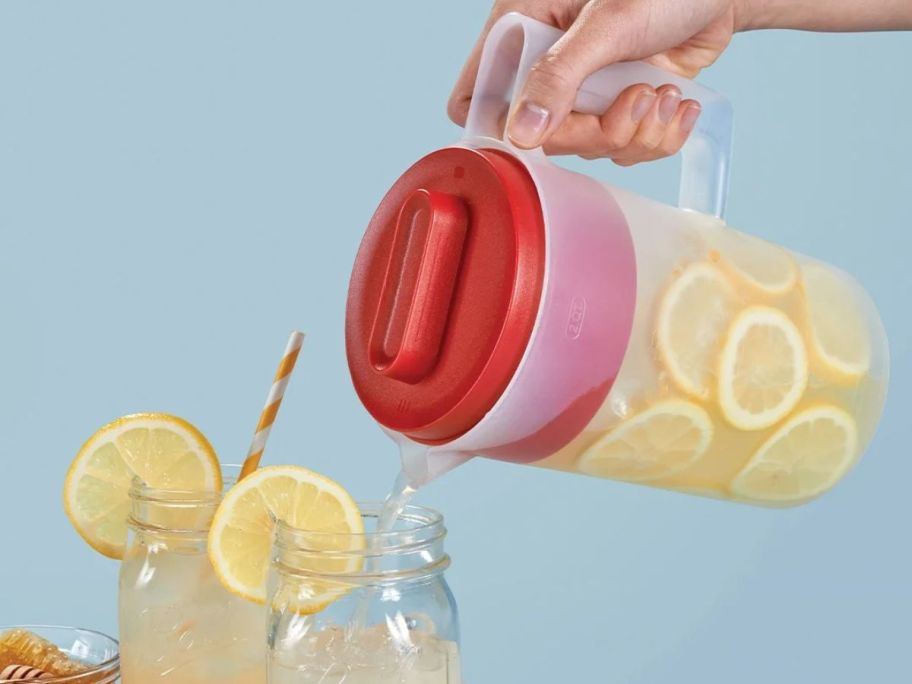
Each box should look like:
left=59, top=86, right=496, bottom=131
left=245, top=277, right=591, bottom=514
left=506, top=5, right=636, bottom=149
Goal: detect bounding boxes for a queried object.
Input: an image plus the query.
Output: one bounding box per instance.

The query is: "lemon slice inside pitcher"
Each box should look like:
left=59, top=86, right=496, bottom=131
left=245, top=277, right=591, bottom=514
left=801, top=262, right=872, bottom=380
left=656, top=262, right=737, bottom=399
left=718, top=306, right=808, bottom=430
left=731, top=405, right=858, bottom=503
left=707, top=227, right=799, bottom=296
left=578, top=400, right=713, bottom=482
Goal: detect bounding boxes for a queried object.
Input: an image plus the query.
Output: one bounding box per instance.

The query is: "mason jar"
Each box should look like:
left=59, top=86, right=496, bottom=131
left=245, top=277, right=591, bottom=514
left=267, top=503, right=461, bottom=683
left=118, top=465, right=266, bottom=683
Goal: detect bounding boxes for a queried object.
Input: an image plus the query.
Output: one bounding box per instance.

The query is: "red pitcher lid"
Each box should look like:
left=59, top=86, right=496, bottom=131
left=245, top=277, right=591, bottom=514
left=346, top=147, right=546, bottom=443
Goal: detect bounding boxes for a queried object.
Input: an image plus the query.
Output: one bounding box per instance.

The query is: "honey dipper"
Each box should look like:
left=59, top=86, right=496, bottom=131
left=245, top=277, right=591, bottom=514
left=0, top=664, right=52, bottom=680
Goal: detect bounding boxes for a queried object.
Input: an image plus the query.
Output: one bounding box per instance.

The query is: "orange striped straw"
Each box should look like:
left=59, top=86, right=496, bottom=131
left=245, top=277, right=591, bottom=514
left=239, top=330, right=305, bottom=480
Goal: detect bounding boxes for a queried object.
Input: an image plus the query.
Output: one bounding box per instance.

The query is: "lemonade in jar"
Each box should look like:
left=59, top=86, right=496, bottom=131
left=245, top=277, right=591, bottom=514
left=118, top=467, right=267, bottom=683
left=63, top=414, right=268, bottom=683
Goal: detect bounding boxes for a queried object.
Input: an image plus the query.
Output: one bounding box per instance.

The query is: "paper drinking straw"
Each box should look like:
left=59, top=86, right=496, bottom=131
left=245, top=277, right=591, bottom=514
left=0, top=664, right=52, bottom=680
left=239, top=331, right=305, bottom=480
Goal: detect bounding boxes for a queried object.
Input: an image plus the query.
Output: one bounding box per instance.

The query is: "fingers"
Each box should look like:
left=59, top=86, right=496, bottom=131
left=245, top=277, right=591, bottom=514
left=506, top=3, right=625, bottom=148
left=451, top=0, right=709, bottom=163
left=502, top=0, right=728, bottom=153
left=542, top=84, right=702, bottom=164
left=610, top=85, right=683, bottom=162
left=612, top=86, right=701, bottom=166
left=506, top=51, right=583, bottom=148
left=542, top=84, right=655, bottom=157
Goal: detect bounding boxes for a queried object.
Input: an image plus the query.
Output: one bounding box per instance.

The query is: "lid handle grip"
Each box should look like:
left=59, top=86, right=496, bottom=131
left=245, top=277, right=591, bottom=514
left=464, top=12, right=734, bottom=219
left=368, top=189, right=469, bottom=384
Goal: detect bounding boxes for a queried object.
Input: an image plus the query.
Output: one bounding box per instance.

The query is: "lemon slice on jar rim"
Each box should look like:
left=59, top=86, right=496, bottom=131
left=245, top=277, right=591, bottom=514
left=63, top=413, right=222, bottom=560
left=208, top=465, right=364, bottom=611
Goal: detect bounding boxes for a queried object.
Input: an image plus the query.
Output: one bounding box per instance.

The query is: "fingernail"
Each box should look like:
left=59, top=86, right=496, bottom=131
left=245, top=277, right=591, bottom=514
left=631, top=91, right=656, bottom=122
left=681, top=103, right=702, bottom=133
left=508, top=102, right=550, bottom=147
left=658, top=91, right=681, bottom=124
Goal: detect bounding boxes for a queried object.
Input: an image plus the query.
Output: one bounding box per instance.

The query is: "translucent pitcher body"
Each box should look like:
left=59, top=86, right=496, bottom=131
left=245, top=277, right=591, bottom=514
left=527, top=186, right=888, bottom=505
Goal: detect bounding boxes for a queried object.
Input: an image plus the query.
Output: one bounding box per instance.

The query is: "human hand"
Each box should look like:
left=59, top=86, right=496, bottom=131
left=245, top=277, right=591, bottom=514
left=448, top=0, right=741, bottom=164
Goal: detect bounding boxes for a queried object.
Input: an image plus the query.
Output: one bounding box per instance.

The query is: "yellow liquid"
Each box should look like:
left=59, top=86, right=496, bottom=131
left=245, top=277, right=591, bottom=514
left=119, top=540, right=266, bottom=683
left=533, top=221, right=888, bottom=506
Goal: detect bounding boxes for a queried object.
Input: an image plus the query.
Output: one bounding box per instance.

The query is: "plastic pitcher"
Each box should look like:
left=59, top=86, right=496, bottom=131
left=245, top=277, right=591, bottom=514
left=346, top=12, right=889, bottom=506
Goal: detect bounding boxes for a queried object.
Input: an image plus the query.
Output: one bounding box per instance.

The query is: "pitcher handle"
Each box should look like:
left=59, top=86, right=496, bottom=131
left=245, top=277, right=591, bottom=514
left=464, top=12, right=734, bottom=219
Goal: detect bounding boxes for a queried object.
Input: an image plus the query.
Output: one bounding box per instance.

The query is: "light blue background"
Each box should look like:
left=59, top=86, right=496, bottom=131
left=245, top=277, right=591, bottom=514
left=1, top=2, right=910, bottom=682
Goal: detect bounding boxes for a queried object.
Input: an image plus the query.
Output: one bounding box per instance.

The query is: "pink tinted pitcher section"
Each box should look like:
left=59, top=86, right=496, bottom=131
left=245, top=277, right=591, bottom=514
left=444, top=150, right=637, bottom=463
